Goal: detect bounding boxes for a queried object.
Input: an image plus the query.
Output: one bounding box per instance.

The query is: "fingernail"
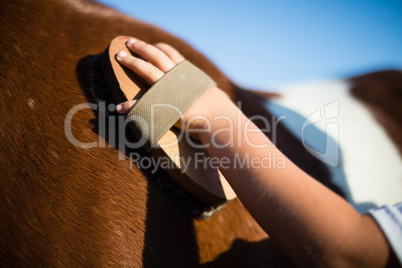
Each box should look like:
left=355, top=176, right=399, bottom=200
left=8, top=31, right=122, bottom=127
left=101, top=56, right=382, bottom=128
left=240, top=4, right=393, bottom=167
left=128, top=38, right=136, bottom=46
left=116, top=104, right=123, bottom=112
left=116, top=51, right=127, bottom=60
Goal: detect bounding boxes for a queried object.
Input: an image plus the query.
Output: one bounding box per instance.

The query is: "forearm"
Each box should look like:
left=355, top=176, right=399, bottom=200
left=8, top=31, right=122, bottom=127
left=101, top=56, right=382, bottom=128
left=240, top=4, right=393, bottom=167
left=198, top=101, right=390, bottom=267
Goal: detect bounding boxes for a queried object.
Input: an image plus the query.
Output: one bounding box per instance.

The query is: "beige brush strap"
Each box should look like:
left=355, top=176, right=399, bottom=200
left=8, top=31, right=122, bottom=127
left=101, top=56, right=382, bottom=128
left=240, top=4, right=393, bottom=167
left=126, top=60, right=216, bottom=150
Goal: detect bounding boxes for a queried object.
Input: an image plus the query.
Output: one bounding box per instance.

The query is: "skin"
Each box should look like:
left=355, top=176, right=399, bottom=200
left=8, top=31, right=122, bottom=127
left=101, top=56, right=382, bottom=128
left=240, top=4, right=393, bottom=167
left=115, top=38, right=394, bottom=268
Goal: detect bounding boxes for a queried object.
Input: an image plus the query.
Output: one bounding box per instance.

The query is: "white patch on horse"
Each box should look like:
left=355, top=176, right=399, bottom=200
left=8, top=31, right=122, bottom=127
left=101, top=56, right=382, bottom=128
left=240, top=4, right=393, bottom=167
left=265, top=80, right=402, bottom=213
left=28, top=98, right=35, bottom=109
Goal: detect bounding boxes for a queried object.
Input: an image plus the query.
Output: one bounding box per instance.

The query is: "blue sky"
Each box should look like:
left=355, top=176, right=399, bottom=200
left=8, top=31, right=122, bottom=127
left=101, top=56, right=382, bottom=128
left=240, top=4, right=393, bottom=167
left=98, top=0, right=402, bottom=90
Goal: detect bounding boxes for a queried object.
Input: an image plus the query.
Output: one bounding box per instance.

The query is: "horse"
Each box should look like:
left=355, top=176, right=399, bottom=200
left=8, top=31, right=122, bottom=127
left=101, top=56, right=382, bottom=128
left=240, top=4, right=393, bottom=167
left=1, top=0, right=401, bottom=266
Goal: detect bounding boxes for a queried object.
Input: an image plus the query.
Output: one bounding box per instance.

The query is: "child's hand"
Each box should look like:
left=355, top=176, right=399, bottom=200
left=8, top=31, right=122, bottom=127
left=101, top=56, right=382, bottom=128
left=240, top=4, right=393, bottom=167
left=115, top=38, right=233, bottom=134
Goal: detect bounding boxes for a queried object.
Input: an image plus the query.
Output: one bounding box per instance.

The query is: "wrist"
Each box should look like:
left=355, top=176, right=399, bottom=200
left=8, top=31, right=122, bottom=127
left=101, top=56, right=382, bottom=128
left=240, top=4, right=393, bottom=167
left=182, top=86, right=233, bottom=127
left=200, top=89, right=236, bottom=127
left=198, top=96, right=239, bottom=145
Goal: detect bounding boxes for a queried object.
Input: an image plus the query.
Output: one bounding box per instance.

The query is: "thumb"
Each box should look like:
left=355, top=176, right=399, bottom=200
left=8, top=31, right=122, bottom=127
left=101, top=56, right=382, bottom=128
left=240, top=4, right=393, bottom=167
left=116, top=99, right=138, bottom=114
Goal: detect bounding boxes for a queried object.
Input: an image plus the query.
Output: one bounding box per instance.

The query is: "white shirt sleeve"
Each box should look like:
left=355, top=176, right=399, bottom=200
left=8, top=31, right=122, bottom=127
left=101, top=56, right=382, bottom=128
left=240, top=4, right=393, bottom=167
left=368, top=202, right=402, bottom=265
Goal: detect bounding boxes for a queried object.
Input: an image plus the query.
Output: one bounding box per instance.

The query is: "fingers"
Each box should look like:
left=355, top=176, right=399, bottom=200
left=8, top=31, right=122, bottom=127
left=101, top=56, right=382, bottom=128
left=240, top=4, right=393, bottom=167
left=126, top=38, right=176, bottom=72
left=116, top=99, right=137, bottom=114
left=154, top=43, right=185, bottom=64
left=115, top=38, right=186, bottom=87
left=116, top=51, right=164, bottom=84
